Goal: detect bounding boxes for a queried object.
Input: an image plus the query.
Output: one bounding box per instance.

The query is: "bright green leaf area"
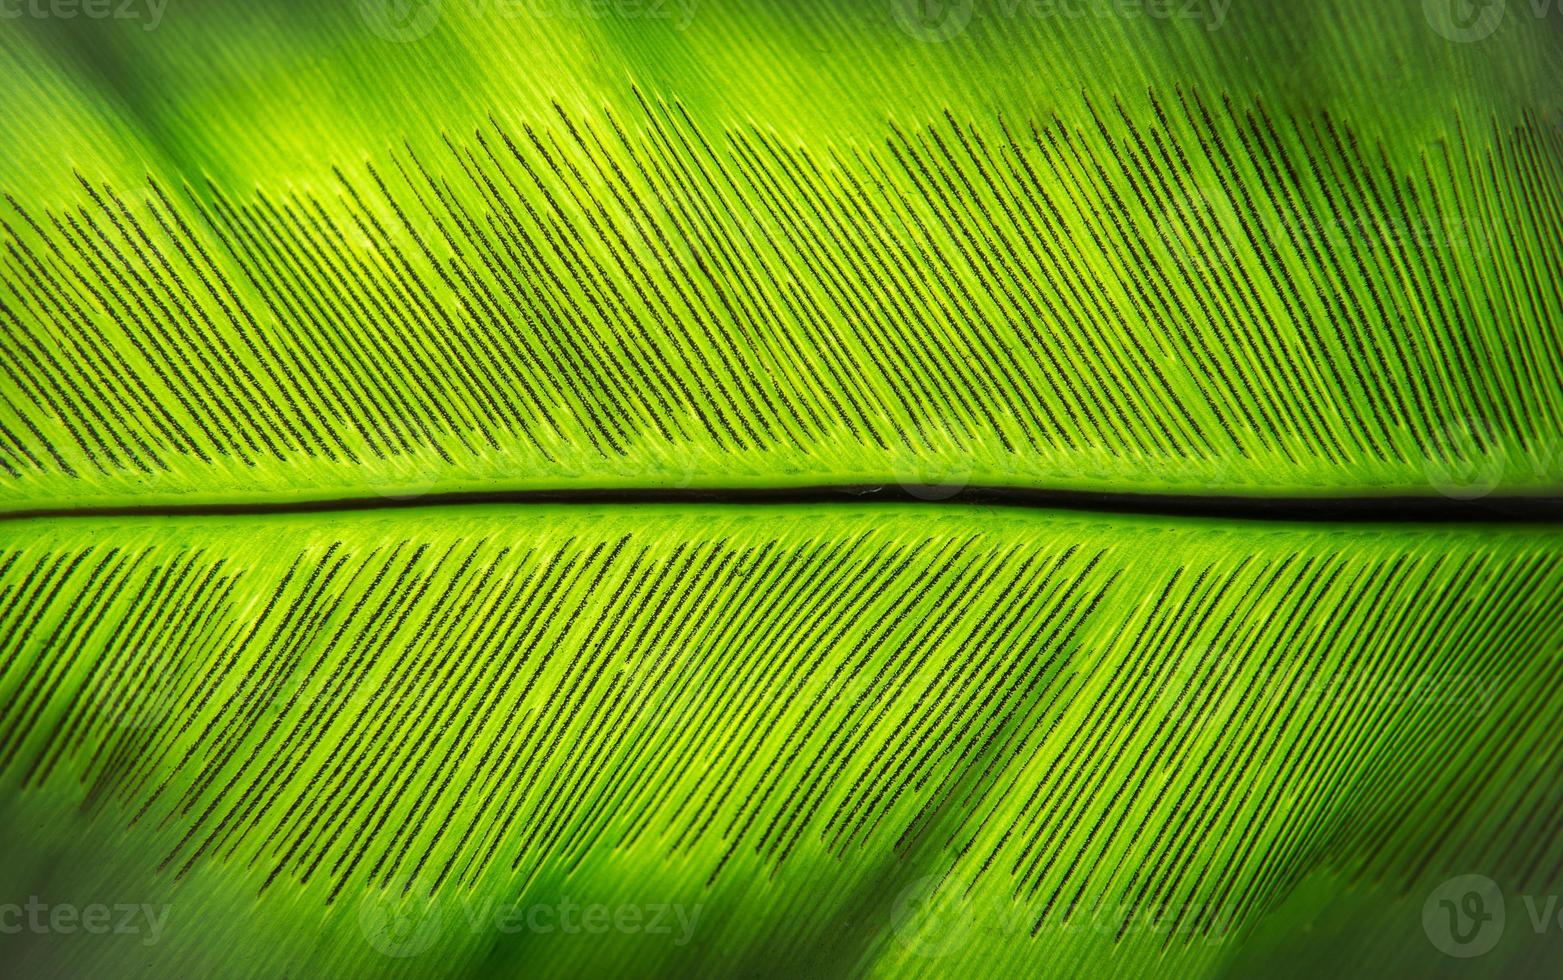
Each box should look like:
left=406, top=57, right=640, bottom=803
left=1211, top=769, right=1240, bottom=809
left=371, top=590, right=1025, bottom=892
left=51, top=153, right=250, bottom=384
left=0, top=504, right=1558, bottom=977
left=1, top=3, right=1560, bottom=507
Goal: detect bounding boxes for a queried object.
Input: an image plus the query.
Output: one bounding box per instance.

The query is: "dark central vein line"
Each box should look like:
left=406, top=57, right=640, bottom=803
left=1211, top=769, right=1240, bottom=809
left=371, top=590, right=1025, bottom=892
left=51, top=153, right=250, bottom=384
left=3, top=485, right=1561, bottom=524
